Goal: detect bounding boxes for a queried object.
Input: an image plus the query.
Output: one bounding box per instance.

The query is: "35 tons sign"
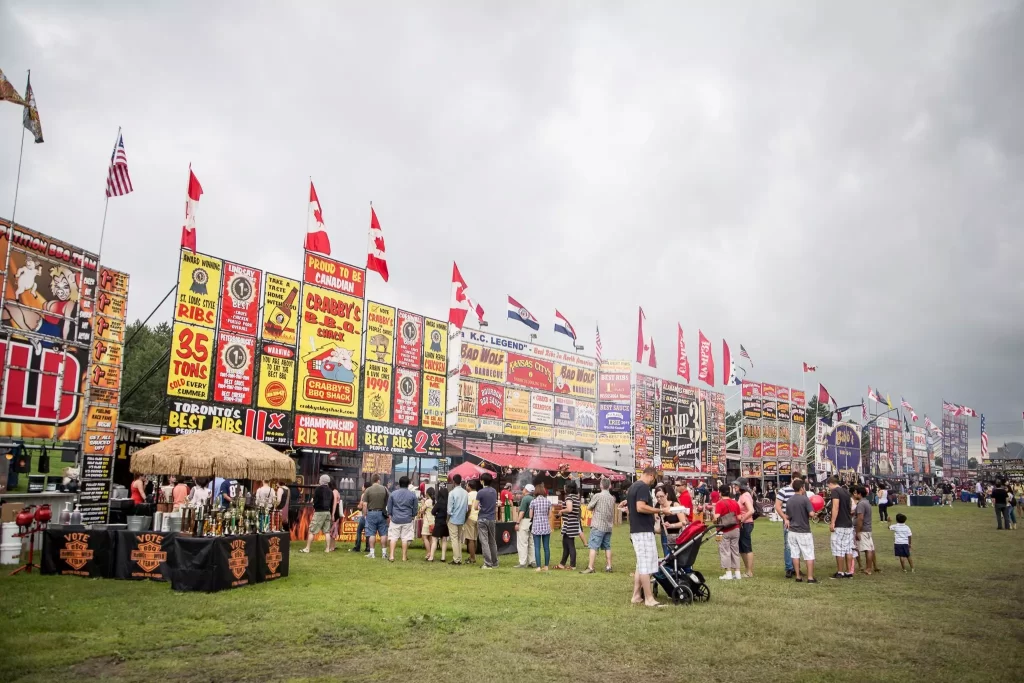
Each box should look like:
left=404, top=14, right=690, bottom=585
left=166, top=322, right=214, bottom=400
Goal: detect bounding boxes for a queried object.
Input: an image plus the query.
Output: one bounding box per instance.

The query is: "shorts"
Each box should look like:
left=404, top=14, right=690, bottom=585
left=857, top=532, right=875, bottom=552
left=788, top=531, right=815, bottom=561
left=894, top=544, right=911, bottom=558
left=587, top=529, right=612, bottom=551
left=364, top=510, right=388, bottom=537
left=630, top=532, right=659, bottom=576
left=309, top=511, right=332, bottom=535
left=942, top=494, right=953, bottom=505
left=387, top=522, right=415, bottom=542
left=830, top=527, right=854, bottom=557
left=464, top=518, right=478, bottom=541
left=739, top=522, right=754, bottom=554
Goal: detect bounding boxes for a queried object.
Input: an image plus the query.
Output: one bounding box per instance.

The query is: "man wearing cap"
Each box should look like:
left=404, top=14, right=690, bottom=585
left=733, top=477, right=756, bottom=578
left=514, top=484, right=537, bottom=568
left=363, top=474, right=390, bottom=559
left=581, top=477, right=616, bottom=574
left=300, top=474, right=334, bottom=553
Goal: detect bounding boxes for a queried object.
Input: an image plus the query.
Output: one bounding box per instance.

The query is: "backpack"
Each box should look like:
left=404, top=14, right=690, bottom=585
left=749, top=493, right=762, bottom=520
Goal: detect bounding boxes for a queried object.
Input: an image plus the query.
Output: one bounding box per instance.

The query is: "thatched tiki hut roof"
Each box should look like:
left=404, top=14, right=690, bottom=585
left=130, top=429, right=296, bottom=482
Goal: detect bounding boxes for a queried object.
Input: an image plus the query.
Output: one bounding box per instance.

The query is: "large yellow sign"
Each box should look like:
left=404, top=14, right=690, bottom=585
left=504, top=388, right=530, bottom=421
left=294, top=283, right=363, bottom=418
left=261, top=273, right=300, bottom=347
left=364, top=302, right=395, bottom=365
left=421, top=372, right=446, bottom=429
left=256, top=342, right=295, bottom=411
left=166, top=322, right=215, bottom=400
left=362, top=360, right=393, bottom=422
left=423, top=318, right=448, bottom=375
left=553, top=362, right=597, bottom=400
left=174, top=251, right=222, bottom=329
left=459, top=343, right=506, bottom=382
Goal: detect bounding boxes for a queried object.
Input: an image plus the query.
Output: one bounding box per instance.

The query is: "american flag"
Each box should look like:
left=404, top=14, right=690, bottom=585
left=942, top=400, right=961, bottom=416
left=980, top=414, right=988, bottom=459
left=105, top=134, right=133, bottom=197
left=739, top=344, right=752, bottom=366
left=595, top=324, right=603, bottom=364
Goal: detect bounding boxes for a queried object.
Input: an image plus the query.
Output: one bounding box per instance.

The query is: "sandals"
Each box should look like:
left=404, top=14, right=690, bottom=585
left=299, top=548, right=310, bottom=553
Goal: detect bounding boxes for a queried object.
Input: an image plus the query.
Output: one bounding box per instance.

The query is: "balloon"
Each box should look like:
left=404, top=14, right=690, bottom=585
left=810, top=494, right=825, bottom=512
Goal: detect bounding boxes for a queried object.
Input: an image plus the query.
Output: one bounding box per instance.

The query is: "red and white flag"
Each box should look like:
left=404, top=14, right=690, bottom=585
left=105, top=133, right=133, bottom=197
left=942, top=400, right=962, bottom=416
left=697, top=330, right=714, bottom=387
left=960, top=405, right=978, bottom=418
left=181, top=168, right=202, bottom=252
left=595, top=325, right=603, bottom=364
left=636, top=307, right=656, bottom=367
left=900, top=397, right=919, bottom=422
left=676, top=324, right=689, bottom=382
left=449, top=262, right=484, bottom=329
left=366, top=204, right=388, bottom=282
left=305, top=181, right=331, bottom=255
left=818, top=383, right=837, bottom=408
left=803, top=362, right=816, bottom=373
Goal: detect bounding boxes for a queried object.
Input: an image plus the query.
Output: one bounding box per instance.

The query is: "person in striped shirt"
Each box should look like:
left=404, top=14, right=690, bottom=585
left=775, top=473, right=800, bottom=579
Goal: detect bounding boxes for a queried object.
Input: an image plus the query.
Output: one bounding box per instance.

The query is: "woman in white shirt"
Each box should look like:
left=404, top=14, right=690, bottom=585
left=188, top=480, right=211, bottom=507
left=877, top=487, right=889, bottom=522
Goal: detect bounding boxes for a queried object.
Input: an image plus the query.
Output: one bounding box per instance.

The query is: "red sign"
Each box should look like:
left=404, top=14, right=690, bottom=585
left=219, top=261, right=262, bottom=336
left=762, top=442, right=777, bottom=459
left=791, top=390, right=806, bottom=407
left=477, top=383, right=505, bottom=418
left=293, top=414, right=358, bottom=450
left=0, top=340, right=81, bottom=424
left=741, top=381, right=761, bottom=398
left=761, top=383, right=777, bottom=399
left=395, top=310, right=423, bottom=369
left=506, top=353, right=553, bottom=392
left=776, top=386, right=790, bottom=401
left=213, top=333, right=256, bottom=404
left=599, top=371, right=630, bottom=401
left=393, top=367, right=420, bottom=426
left=302, top=253, right=365, bottom=298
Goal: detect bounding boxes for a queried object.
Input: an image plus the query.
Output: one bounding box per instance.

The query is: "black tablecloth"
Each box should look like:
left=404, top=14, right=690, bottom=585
left=114, top=530, right=177, bottom=581
left=256, top=532, right=290, bottom=582
left=170, top=534, right=259, bottom=592
left=495, top=522, right=517, bottom=555
left=910, top=495, right=936, bottom=507
left=41, top=528, right=115, bottom=578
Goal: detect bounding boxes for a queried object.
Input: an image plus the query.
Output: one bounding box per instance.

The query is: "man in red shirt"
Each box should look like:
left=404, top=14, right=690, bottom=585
left=674, top=480, right=696, bottom=523
left=713, top=485, right=743, bottom=580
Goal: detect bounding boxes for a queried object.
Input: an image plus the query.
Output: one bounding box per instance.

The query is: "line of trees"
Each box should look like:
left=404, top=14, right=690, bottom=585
left=119, top=321, right=172, bottom=423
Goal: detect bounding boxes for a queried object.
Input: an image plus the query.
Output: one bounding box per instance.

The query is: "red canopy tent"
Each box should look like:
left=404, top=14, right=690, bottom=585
left=447, top=461, right=496, bottom=481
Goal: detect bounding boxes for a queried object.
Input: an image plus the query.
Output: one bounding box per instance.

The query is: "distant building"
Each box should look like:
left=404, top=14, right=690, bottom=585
left=991, top=442, right=1024, bottom=460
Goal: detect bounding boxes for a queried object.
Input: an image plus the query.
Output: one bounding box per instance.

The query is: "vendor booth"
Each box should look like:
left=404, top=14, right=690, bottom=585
left=39, top=429, right=296, bottom=592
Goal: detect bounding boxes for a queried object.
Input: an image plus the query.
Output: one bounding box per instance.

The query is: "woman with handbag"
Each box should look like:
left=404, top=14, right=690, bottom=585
left=419, top=487, right=436, bottom=560
left=713, top=484, right=743, bottom=581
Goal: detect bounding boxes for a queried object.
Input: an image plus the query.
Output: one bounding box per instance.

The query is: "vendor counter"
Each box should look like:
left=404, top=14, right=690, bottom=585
left=41, top=528, right=289, bottom=592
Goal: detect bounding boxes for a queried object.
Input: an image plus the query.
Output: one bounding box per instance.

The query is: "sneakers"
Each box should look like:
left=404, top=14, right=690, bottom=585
left=719, top=572, right=734, bottom=580
left=604, top=567, right=613, bottom=573
left=366, top=552, right=376, bottom=559
left=830, top=572, right=845, bottom=579
left=785, top=570, right=795, bottom=579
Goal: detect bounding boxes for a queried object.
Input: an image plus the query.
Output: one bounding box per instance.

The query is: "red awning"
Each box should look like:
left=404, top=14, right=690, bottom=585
left=469, top=450, right=623, bottom=480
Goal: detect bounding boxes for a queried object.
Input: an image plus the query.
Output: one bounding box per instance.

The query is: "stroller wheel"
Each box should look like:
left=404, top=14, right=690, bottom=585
left=671, top=584, right=694, bottom=606
left=692, top=582, right=711, bottom=603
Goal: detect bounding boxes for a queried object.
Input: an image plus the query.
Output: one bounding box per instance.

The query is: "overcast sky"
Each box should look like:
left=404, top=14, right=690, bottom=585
left=2, top=1, right=1022, bottom=450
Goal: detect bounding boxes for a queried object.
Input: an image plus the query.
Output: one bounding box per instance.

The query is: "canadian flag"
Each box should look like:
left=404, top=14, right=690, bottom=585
left=366, top=204, right=388, bottom=282
left=676, top=324, right=689, bottom=382
left=449, top=262, right=484, bottom=328
left=697, top=330, right=714, bottom=387
left=305, top=181, right=331, bottom=255
left=636, top=307, right=656, bottom=367
left=181, top=168, right=202, bottom=252
left=803, top=362, right=816, bottom=373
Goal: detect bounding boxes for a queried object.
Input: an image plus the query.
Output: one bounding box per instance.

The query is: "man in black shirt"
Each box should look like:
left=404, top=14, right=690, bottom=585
left=626, top=466, right=663, bottom=607
left=991, top=479, right=1011, bottom=530
left=828, top=476, right=854, bottom=579
left=301, top=474, right=334, bottom=554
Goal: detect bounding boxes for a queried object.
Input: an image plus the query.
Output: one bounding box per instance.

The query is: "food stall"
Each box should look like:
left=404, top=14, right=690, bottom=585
left=40, top=429, right=294, bottom=592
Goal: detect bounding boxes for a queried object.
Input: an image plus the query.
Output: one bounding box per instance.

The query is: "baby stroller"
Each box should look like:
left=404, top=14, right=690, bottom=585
left=651, top=521, right=714, bottom=605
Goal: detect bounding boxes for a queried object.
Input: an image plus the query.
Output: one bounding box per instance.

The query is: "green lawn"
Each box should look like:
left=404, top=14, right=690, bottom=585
left=0, top=503, right=1021, bottom=683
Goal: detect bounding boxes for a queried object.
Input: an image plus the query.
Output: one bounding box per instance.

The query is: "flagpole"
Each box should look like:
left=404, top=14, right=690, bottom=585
left=96, top=126, right=121, bottom=260
left=9, top=113, right=27, bottom=228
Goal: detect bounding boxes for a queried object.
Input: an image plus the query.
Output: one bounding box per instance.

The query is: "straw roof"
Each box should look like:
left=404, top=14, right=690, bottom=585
left=129, top=429, right=296, bottom=482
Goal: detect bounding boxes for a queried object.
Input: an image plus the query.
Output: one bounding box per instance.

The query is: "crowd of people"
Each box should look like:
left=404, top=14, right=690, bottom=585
left=130, top=472, right=291, bottom=522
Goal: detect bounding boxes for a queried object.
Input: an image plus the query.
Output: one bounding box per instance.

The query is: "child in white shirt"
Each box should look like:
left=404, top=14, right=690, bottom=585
left=889, top=513, right=914, bottom=572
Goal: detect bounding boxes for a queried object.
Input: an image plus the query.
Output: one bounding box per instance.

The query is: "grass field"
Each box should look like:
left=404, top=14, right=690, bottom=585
left=0, top=502, right=1021, bottom=683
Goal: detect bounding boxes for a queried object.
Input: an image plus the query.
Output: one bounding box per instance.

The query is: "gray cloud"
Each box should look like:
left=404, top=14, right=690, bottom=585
left=2, top=1, right=1021, bottom=447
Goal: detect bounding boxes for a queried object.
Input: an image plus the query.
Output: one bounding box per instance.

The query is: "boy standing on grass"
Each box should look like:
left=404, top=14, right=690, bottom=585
left=853, top=486, right=878, bottom=575
left=889, top=513, right=914, bottom=572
